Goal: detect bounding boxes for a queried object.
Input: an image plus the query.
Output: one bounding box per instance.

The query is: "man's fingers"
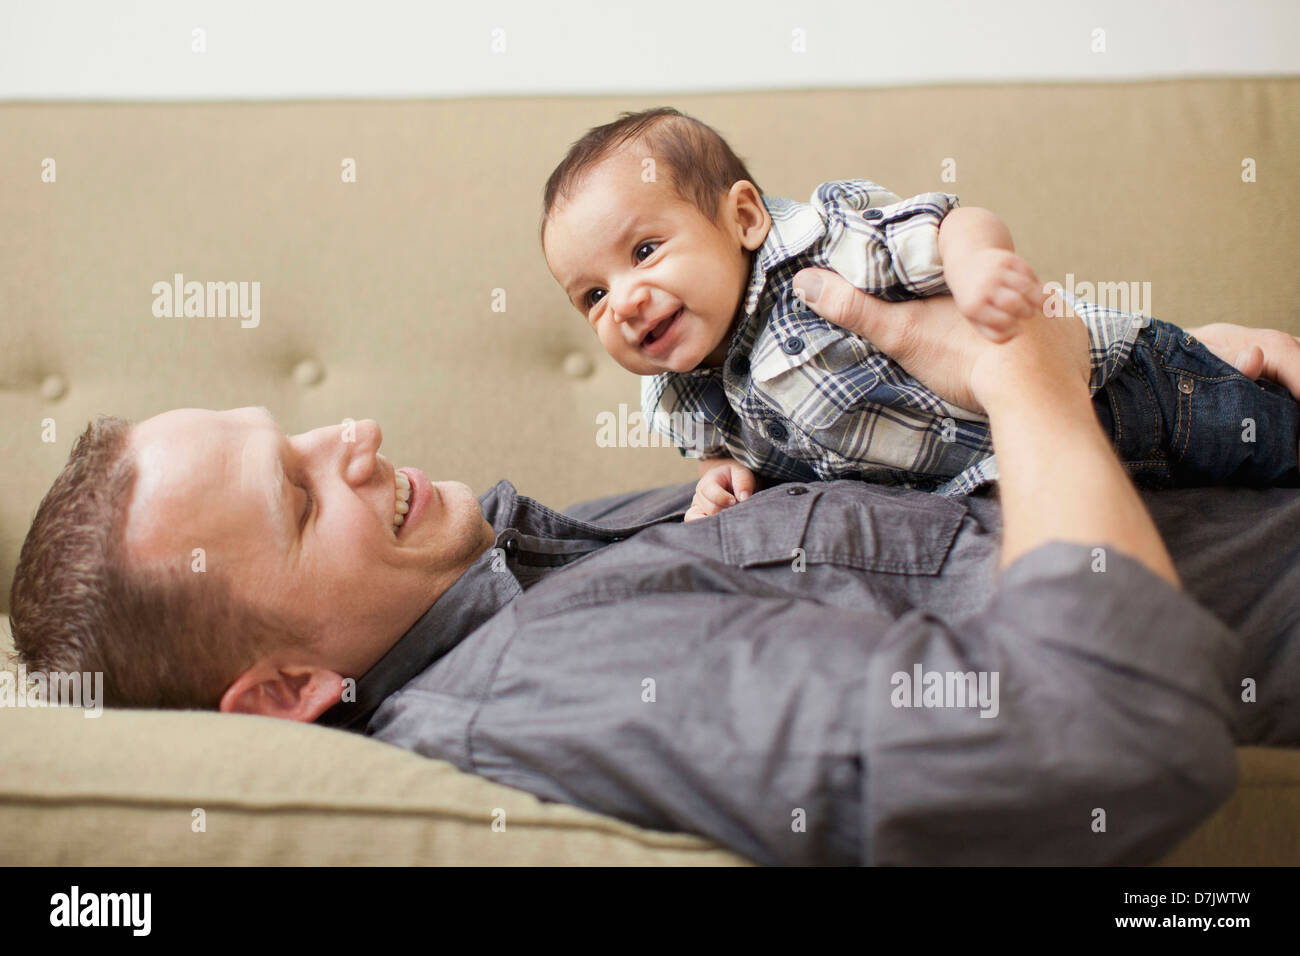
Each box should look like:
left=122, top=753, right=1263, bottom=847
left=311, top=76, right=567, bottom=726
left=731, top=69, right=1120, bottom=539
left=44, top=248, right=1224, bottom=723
left=1258, top=343, right=1300, bottom=401
left=1234, top=345, right=1265, bottom=380
left=1190, top=323, right=1300, bottom=401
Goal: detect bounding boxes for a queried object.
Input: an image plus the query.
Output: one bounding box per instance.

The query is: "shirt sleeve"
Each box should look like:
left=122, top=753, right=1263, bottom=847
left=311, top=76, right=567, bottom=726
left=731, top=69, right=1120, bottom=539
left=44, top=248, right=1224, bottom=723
left=809, top=179, right=960, bottom=301
left=861, top=542, right=1240, bottom=865
left=641, top=372, right=730, bottom=460
left=1059, top=291, right=1147, bottom=395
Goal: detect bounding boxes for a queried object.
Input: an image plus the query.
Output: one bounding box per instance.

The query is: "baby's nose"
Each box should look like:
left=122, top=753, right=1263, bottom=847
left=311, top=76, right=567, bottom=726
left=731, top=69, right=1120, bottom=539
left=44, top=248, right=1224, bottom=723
left=611, top=283, right=650, bottom=322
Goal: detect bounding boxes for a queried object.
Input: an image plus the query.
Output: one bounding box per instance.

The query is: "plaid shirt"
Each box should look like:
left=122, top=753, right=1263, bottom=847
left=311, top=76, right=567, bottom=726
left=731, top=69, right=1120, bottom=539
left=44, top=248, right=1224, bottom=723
left=641, top=179, right=1145, bottom=495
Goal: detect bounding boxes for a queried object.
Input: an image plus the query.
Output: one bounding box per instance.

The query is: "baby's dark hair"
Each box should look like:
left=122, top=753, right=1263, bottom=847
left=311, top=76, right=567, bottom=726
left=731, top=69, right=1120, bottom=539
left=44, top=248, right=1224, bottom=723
left=539, top=107, right=761, bottom=245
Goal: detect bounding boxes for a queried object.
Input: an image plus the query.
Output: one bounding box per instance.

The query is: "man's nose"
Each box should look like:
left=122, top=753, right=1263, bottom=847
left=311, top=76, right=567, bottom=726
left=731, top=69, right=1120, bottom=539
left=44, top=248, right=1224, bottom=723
left=299, top=419, right=383, bottom=485
left=340, top=419, right=383, bottom=486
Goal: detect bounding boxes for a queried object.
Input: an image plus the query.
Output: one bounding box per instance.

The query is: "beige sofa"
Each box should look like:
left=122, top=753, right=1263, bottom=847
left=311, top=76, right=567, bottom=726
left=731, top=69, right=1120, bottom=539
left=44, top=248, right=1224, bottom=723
left=3, top=78, right=1299, bottom=865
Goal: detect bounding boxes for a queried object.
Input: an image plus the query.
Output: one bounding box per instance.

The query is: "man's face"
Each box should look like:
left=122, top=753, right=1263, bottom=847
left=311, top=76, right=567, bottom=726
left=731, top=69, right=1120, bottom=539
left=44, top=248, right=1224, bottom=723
left=124, top=407, right=495, bottom=680
left=543, top=149, right=767, bottom=375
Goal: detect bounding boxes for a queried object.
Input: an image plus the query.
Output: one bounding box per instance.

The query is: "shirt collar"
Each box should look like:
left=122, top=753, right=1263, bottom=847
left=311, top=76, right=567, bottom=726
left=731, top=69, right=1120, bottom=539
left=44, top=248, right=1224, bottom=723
left=316, top=479, right=676, bottom=731
left=315, top=480, right=526, bottom=731
left=742, top=193, right=825, bottom=316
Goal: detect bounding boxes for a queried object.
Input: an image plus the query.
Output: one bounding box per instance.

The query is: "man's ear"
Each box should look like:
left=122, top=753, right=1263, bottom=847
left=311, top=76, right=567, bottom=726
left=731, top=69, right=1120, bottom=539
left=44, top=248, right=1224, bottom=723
left=219, top=658, right=346, bottom=722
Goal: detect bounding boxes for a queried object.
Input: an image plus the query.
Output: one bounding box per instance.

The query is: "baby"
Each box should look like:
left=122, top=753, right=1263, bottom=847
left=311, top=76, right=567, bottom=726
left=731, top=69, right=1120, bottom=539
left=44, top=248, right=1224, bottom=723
left=540, top=107, right=1300, bottom=519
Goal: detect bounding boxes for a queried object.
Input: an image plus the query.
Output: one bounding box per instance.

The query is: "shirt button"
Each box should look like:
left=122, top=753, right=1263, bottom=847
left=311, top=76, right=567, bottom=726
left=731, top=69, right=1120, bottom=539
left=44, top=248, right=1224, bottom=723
left=730, top=356, right=750, bottom=376
left=781, top=336, right=805, bottom=355
left=862, top=208, right=884, bottom=220
left=786, top=485, right=808, bottom=495
left=1178, top=375, right=1195, bottom=395
left=767, top=422, right=789, bottom=442
left=502, top=537, right=519, bottom=556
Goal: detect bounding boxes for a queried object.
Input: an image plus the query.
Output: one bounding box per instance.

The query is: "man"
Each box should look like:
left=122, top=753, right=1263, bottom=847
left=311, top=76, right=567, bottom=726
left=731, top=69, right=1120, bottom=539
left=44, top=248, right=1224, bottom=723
left=11, top=280, right=1300, bottom=864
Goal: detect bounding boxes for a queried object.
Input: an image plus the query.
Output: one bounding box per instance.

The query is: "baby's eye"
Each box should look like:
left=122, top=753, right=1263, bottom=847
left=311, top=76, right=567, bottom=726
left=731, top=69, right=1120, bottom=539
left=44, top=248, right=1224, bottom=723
left=635, top=241, right=660, bottom=262
left=583, top=288, right=607, bottom=311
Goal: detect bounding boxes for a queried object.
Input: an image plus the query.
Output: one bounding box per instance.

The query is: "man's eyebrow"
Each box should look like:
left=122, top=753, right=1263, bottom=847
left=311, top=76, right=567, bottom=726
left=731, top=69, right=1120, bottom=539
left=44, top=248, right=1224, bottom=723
left=564, top=214, right=645, bottom=301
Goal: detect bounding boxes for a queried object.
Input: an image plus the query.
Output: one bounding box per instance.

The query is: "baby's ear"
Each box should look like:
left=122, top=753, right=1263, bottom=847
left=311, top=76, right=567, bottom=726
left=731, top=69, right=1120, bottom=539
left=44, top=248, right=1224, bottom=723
left=730, top=181, right=770, bottom=250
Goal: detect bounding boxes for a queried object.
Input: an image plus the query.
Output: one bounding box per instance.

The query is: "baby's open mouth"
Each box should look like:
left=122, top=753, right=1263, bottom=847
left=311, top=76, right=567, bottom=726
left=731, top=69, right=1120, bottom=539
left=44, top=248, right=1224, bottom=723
left=643, top=308, right=682, bottom=347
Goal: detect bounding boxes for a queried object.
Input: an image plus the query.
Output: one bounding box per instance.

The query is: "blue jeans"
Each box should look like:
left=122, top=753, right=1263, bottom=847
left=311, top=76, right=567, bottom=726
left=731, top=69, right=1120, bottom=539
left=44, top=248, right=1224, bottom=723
left=1093, top=318, right=1300, bottom=488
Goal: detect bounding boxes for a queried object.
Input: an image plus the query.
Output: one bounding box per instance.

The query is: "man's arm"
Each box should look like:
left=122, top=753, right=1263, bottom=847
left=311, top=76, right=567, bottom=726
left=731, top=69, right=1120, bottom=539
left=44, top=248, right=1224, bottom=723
left=781, top=268, right=1240, bottom=863
left=970, top=304, right=1180, bottom=585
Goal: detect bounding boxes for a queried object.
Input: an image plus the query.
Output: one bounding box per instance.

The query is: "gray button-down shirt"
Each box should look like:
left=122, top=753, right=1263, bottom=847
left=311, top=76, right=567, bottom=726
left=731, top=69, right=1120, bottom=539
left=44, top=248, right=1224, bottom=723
left=319, top=478, right=1300, bottom=865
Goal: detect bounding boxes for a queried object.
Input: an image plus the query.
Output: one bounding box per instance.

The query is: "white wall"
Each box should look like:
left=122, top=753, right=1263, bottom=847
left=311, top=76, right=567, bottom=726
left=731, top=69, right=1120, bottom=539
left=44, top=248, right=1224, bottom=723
left=2, top=0, right=1297, bottom=100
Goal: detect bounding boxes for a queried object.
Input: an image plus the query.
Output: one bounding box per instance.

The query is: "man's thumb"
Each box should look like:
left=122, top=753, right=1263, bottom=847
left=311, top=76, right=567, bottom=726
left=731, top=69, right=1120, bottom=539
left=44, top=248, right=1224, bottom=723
left=793, top=270, right=826, bottom=306
left=793, top=267, right=876, bottom=341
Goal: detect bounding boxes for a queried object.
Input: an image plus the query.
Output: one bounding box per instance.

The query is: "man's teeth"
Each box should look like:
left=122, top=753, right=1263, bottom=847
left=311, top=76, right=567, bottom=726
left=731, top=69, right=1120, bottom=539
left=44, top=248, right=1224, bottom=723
left=394, top=471, right=411, bottom=530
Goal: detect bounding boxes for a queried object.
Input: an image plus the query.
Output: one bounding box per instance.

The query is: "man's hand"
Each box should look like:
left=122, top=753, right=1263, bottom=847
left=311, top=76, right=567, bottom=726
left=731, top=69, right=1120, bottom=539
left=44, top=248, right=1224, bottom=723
left=966, top=287, right=1090, bottom=413
left=793, top=269, right=990, bottom=412
left=943, top=248, right=1048, bottom=344
left=790, top=266, right=1172, bottom=585
left=685, top=458, right=759, bottom=522
left=1184, top=322, right=1300, bottom=400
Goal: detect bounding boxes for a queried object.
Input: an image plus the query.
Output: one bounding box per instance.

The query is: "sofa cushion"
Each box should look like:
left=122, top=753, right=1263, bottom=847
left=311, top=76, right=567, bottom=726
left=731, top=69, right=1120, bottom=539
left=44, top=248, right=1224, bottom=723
left=3, top=614, right=1298, bottom=865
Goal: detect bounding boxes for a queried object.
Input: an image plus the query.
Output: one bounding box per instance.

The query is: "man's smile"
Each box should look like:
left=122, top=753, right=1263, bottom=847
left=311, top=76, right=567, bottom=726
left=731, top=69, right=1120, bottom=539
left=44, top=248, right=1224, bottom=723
left=394, top=466, right=434, bottom=537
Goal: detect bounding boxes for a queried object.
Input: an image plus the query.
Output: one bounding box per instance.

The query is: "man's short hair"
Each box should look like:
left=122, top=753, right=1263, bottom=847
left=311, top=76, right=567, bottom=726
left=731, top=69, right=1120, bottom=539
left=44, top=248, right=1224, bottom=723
left=539, top=106, right=762, bottom=244
left=8, top=416, right=312, bottom=709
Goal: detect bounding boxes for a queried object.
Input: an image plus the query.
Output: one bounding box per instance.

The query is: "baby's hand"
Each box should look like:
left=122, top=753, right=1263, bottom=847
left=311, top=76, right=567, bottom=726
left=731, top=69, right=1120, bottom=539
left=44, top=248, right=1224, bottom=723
left=685, top=458, right=759, bottom=522
left=943, top=248, right=1047, bottom=343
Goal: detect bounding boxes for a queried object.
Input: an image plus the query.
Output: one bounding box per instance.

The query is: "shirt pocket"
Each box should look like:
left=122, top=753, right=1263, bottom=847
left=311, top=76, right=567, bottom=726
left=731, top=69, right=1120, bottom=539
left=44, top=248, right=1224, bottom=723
left=752, top=330, right=937, bottom=473
left=718, top=483, right=820, bottom=566
left=749, top=312, right=885, bottom=464
left=749, top=312, right=877, bottom=429
left=718, top=482, right=966, bottom=575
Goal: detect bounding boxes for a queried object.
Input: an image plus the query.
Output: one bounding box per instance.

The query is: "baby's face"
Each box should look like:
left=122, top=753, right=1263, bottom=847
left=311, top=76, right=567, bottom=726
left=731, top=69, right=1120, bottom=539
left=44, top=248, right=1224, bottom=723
left=543, top=150, right=761, bottom=375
